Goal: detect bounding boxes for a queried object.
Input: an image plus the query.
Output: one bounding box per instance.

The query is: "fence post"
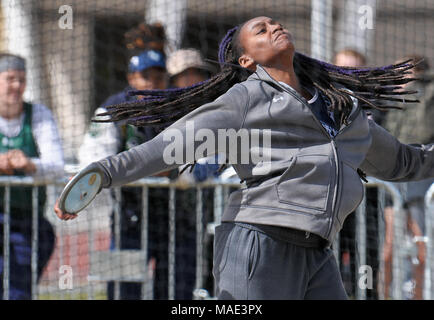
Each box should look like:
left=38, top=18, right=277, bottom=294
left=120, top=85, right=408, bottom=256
left=194, top=186, right=204, bottom=295
left=31, top=186, right=39, bottom=300
left=311, top=0, right=333, bottom=62
left=168, top=186, right=176, bottom=300
left=141, top=186, right=151, bottom=300
left=377, top=187, right=386, bottom=300
left=391, top=185, right=404, bottom=300
left=113, top=187, right=121, bottom=300
left=367, top=179, right=404, bottom=300
left=2, top=186, right=10, bottom=300
left=356, top=185, right=367, bottom=300
left=86, top=195, right=95, bottom=300
left=363, top=178, right=404, bottom=300
left=424, top=183, right=434, bottom=300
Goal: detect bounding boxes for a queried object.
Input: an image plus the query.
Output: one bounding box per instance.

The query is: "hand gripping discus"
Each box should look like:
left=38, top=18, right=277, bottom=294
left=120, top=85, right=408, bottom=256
left=58, top=163, right=107, bottom=214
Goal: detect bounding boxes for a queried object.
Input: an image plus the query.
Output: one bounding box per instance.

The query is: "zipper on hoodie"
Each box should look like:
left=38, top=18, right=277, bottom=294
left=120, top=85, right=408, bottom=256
left=271, top=82, right=346, bottom=239
left=326, top=139, right=340, bottom=239
left=256, top=66, right=360, bottom=239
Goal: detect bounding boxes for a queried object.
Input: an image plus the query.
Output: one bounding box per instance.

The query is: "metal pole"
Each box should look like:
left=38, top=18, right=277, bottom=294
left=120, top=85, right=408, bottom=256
left=311, top=0, right=333, bottom=62
left=195, top=186, right=204, bottom=294
left=1, top=0, right=42, bottom=103
left=356, top=185, right=367, bottom=300
left=113, top=187, right=121, bottom=300
left=377, top=187, right=386, bottom=300
left=213, top=185, right=223, bottom=227
left=86, top=198, right=95, bottom=300
left=145, top=0, right=187, bottom=52
left=392, top=190, right=404, bottom=300
left=2, top=186, right=10, bottom=300
left=31, top=187, right=39, bottom=300
left=335, top=0, right=377, bottom=58
left=58, top=213, right=65, bottom=299
left=168, top=186, right=176, bottom=300
left=141, top=186, right=150, bottom=300
left=333, top=233, right=340, bottom=268
left=424, top=183, right=434, bottom=300
left=362, top=178, right=403, bottom=300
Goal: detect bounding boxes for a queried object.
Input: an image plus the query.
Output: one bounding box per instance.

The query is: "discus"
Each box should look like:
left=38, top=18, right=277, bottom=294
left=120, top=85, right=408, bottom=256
left=58, top=169, right=103, bottom=214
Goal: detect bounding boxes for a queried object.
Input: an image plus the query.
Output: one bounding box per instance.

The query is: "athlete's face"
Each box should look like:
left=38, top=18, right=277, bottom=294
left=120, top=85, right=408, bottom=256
left=238, top=16, right=295, bottom=71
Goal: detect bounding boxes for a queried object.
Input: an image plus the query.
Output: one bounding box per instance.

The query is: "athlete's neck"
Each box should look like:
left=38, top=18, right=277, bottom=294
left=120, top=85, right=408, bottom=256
left=264, top=63, right=312, bottom=101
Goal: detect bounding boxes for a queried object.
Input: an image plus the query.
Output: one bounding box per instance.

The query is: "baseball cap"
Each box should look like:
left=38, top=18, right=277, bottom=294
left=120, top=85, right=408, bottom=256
left=128, top=49, right=166, bottom=73
left=167, top=48, right=214, bottom=77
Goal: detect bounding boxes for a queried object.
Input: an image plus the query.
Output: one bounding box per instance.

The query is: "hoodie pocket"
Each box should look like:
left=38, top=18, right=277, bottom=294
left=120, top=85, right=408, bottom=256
left=336, top=162, right=365, bottom=226
left=276, top=154, right=332, bottom=212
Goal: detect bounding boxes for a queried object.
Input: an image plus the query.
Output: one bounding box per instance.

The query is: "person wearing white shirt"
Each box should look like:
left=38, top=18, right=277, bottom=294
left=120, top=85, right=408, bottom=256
left=0, top=53, right=64, bottom=299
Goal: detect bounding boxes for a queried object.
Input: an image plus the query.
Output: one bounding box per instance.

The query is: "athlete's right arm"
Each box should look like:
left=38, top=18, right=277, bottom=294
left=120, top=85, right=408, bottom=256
left=97, top=84, right=249, bottom=188
left=55, top=84, right=249, bottom=218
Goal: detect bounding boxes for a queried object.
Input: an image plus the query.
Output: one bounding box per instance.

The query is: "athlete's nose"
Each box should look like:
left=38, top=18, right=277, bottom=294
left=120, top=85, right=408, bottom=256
left=270, top=23, right=283, bottom=34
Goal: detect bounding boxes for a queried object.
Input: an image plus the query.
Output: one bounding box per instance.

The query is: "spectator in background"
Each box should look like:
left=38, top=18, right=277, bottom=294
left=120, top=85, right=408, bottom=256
left=79, top=23, right=168, bottom=166
left=168, top=48, right=215, bottom=88
left=166, top=48, right=220, bottom=299
left=0, top=53, right=64, bottom=299
left=382, top=55, right=434, bottom=300
left=124, top=22, right=166, bottom=55
left=334, top=48, right=366, bottom=68
left=167, top=48, right=239, bottom=182
left=334, top=48, right=380, bottom=299
left=335, top=48, right=387, bottom=125
left=79, top=22, right=188, bottom=300
left=167, top=48, right=220, bottom=183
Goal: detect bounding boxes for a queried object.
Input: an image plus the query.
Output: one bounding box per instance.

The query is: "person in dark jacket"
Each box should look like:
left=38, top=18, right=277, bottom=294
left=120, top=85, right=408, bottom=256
left=57, top=16, right=434, bottom=300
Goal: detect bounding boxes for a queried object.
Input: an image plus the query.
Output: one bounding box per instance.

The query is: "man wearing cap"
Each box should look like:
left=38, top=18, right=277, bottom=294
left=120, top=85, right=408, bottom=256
left=167, top=48, right=222, bottom=183
left=0, top=53, right=64, bottom=299
left=79, top=49, right=172, bottom=300
left=167, top=48, right=215, bottom=89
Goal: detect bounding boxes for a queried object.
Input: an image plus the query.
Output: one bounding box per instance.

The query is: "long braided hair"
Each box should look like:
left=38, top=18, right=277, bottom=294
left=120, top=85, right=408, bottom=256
left=96, top=23, right=420, bottom=130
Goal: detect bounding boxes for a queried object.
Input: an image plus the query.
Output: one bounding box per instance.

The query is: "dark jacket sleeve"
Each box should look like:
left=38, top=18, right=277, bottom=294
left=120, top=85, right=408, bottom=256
left=359, top=119, right=434, bottom=181
left=96, top=83, right=249, bottom=187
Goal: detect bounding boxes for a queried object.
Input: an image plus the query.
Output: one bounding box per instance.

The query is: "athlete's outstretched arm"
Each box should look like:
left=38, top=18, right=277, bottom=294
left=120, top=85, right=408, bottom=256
left=55, top=84, right=248, bottom=219
left=360, top=119, right=434, bottom=181
left=97, top=84, right=248, bottom=188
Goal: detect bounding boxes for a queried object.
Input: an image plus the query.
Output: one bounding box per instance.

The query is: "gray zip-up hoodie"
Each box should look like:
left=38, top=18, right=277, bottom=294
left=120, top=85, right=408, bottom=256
left=96, top=65, right=434, bottom=243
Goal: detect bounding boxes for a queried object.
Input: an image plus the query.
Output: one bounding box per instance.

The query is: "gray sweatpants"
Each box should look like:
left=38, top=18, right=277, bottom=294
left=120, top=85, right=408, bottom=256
left=213, top=222, right=348, bottom=300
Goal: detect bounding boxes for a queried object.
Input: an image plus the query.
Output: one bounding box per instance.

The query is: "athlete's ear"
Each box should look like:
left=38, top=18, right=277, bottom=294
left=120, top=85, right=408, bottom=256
left=238, top=54, right=256, bottom=71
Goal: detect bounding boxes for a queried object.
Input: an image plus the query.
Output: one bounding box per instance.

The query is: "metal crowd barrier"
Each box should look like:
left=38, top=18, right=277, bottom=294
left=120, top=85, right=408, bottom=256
left=0, top=175, right=67, bottom=300
left=1, top=175, right=432, bottom=300
left=356, top=178, right=405, bottom=300
left=101, top=177, right=241, bottom=300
